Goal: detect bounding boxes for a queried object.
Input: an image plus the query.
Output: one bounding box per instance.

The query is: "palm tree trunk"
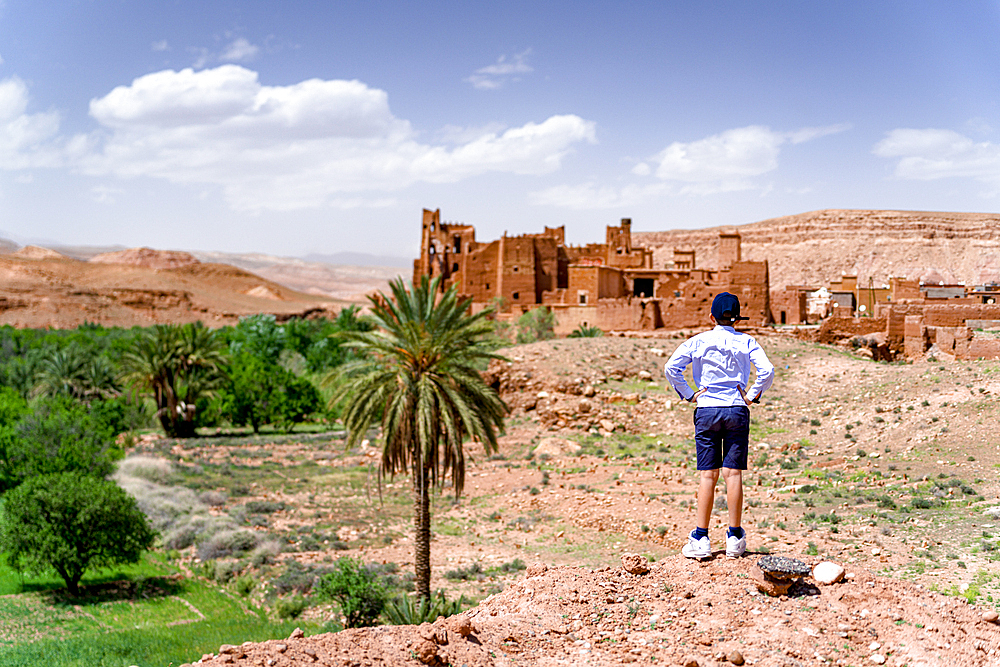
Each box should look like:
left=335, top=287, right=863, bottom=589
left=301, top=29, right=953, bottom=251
left=413, top=459, right=432, bottom=601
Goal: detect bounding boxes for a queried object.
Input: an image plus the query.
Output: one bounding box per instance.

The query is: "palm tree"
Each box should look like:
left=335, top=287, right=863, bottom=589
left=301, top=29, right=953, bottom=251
left=120, top=323, right=227, bottom=437
left=327, top=277, right=507, bottom=600
left=33, top=348, right=88, bottom=399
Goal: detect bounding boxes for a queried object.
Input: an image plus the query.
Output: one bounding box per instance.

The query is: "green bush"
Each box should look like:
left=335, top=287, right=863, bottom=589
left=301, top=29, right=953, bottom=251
left=0, top=472, right=155, bottom=596
left=0, top=397, right=125, bottom=492
left=383, top=589, right=465, bottom=625
left=515, top=308, right=556, bottom=344
left=568, top=325, right=603, bottom=338
left=274, top=595, right=310, bottom=620
left=315, top=558, right=388, bottom=628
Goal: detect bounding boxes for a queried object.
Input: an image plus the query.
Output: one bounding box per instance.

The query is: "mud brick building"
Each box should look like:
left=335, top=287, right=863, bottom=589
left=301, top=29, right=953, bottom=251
left=413, top=208, right=771, bottom=334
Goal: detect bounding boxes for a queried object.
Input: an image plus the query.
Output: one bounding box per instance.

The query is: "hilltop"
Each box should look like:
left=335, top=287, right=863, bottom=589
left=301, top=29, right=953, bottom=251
left=636, top=209, right=1000, bottom=288
left=0, top=246, right=345, bottom=328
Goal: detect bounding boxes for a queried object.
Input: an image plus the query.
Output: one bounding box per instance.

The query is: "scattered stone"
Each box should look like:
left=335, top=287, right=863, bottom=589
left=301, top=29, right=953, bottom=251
left=728, top=650, right=745, bottom=666
left=600, top=419, right=615, bottom=432
left=813, top=561, right=846, bottom=585
left=621, top=553, right=650, bottom=575
left=750, top=562, right=793, bottom=597
left=413, top=639, right=438, bottom=664
left=983, top=610, right=999, bottom=623
left=275, top=644, right=288, bottom=653
left=200, top=655, right=213, bottom=664
left=870, top=654, right=886, bottom=665
left=447, top=614, right=475, bottom=637
left=289, top=628, right=304, bottom=639
left=526, top=562, right=548, bottom=577
left=302, top=647, right=318, bottom=660
left=756, top=556, right=812, bottom=579
left=638, top=370, right=652, bottom=380
left=681, top=655, right=700, bottom=667
left=218, top=645, right=238, bottom=655
left=537, top=391, right=550, bottom=399
left=582, top=385, right=596, bottom=397
left=534, top=437, right=581, bottom=457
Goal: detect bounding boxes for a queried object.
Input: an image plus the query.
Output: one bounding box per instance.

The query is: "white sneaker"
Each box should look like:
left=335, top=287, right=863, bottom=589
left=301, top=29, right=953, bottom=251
left=682, top=533, right=711, bottom=560
left=726, top=533, right=747, bottom=559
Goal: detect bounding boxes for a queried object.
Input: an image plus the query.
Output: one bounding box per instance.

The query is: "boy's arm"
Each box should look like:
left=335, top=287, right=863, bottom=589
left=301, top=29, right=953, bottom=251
left=745, top=340, right=774, bottom=402
left=664, top=341, right=697, bottom=401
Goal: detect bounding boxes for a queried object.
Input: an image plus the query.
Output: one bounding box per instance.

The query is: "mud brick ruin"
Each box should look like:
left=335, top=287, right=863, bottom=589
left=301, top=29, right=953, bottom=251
left=413, top=208, right=770, bottom=335
left=781, top=274, right=1000, bottom=361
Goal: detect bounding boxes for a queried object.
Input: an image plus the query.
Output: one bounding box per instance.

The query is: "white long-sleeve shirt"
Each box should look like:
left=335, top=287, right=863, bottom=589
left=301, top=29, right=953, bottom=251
left=664, top=325, right=774, bottom=407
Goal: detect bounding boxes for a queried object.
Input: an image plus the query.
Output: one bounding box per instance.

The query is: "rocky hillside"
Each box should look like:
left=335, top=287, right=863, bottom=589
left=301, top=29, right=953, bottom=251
left=635, top=209, right=1000, bottom=288
left=0, top=247, right=345, bottom=328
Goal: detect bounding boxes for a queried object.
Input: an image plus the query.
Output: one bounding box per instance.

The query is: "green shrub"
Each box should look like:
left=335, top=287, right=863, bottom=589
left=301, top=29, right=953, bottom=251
left=197, top=529, right=259, bottom=561
left=568, top=325, right=604, bottom=338
left=383, top=590, right=465, bottom=625
left=0, top=472, right=155, bottom=596
left=315, top=558, right=388, bottom=628
left=235, top=574, right=256, bottom=596
left=515, top=308, right=556, bottom=344
left=274, top=595, right=309, bottom=620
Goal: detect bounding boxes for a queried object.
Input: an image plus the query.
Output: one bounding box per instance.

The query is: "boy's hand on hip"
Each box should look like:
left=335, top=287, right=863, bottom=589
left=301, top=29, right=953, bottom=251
left=690, top=388, right=707, bottom=402
left=737, top=385, right=755, bottom=406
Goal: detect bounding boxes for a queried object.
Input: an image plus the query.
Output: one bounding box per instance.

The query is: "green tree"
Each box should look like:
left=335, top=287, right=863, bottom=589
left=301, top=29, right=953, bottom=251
left=0, top=472, right=156, bottom=596
left=228, top=314, right=286, bottom=362
left=0, top=397, right=125, bottom=492
left=315, top=558, right=388, bottom=628
left=327, top=277, right=506, bottom=601
left=221, top=352, right=283, bottom=433
left=120, top=323, right=227, bottom=438
left=515, top=307, right=556, bottom=344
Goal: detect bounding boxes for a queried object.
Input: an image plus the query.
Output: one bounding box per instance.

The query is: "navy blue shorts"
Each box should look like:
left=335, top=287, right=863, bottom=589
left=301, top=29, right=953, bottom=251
left=693, top=406, right=750, bottom=471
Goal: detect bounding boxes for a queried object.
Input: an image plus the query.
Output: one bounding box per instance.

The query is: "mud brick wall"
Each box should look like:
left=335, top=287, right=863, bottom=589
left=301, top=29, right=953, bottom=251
left=904, top=315, right=927, bottom=357
left=727, top=261, right=771, bottom=326
left=462, top=242, right=500, bottom=305
left=966, top=338, right=1000, bottom=360
left=923, top=305, right=1000, bottom=327
left=770, top=288, right=808, bottom=325
left=815, top=316, right=888, bottom=344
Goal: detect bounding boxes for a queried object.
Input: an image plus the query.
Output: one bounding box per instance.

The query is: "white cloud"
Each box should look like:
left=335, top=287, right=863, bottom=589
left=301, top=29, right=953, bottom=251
left=649, top=123, right=849, bottom=194
left=532, top=123, right=848, bottom=208
left=91, top=184, right=123, bottom=204
left=873, top=128, right=1000, bottom=187
left=466, top=49, right=533, bottom=90
left=530, top=182, right=668, bottom=209
left=151, top=40, right=169, bottom=52
left=82, top=65, right=595, bottom=211
left=0, top=76, right=62, bottom=170
left=220, top=38, right=259, bottom=63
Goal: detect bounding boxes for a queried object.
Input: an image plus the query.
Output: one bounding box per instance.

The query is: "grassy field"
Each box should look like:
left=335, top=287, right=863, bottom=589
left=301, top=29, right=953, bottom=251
left=0, top=552, right=322, bottom=666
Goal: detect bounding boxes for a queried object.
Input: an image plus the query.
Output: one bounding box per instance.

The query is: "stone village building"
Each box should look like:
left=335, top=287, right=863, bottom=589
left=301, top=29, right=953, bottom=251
left=412, top=208, right=771, bottom=335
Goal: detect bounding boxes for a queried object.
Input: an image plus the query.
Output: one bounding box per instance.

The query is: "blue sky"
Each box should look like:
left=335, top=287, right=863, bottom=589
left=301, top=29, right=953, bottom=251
left=1, top=1, right=1000, bottom=259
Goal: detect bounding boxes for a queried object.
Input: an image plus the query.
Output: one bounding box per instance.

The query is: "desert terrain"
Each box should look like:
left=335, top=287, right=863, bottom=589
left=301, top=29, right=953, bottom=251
left=0, top=246, right=347, bottom=328
left=636, top=209, right=1000, bottom=288
left=96, top=331, right=1000, bottom=667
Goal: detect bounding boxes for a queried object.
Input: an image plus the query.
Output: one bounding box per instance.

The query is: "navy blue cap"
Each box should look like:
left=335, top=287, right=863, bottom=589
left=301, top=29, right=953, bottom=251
left=711, top=292, right=749, bottom=323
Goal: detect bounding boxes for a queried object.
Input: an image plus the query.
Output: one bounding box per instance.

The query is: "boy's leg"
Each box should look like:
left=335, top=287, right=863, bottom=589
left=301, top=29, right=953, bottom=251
left=696, top=468, right=721, bottom=529
left=722, top=467, right=743, bottom=528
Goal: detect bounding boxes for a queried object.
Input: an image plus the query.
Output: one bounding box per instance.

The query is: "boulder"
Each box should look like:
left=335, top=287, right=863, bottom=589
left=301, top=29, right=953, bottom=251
left=620, top=553, right=650, bottom=575
left=750, top=562, right=793, bottom=596
left=813, top=561, right=846, bottom=585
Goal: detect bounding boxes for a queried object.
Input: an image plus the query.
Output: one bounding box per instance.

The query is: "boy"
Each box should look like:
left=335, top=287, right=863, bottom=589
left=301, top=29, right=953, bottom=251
left=664, top=292, right=774, bottom=559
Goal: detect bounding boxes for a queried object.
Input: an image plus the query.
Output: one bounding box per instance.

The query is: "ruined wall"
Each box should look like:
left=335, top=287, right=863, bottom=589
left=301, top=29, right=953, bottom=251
left=462, top=242, right=500, bottom=304
left=771, top=287, right=808, bottom=325
left=718, top=233, right=741, bottom=269
left=728, top=260, right=771, bottom=326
